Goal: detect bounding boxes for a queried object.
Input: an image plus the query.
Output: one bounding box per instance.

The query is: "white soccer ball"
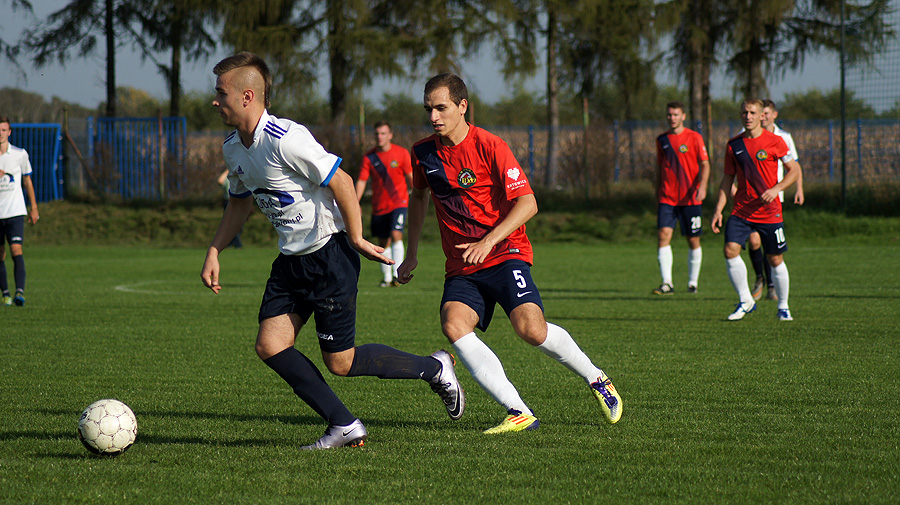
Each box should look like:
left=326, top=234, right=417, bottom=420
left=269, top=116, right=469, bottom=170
left=77, top=399, right=138, bottom=455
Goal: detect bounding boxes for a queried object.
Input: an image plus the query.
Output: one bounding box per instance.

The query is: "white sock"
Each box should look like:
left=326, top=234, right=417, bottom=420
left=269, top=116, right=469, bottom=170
left=688, top=247, right=702, bottom=287
left=537, top=323, right=603, bottom=384
left=726, top=256, right=754, bottom=305
left=381, top=247, right=393, bottom=283
left=390, top=240, right=404, bottom=279
left=658, top=245, right=673, bottom=286
left=452, top=332, right=532, bottom=415
left=771, top=261, right=790, bottom=310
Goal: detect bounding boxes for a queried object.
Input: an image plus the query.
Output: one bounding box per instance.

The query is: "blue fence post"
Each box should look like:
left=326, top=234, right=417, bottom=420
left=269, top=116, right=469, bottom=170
left=613, top=120, right=620, bottom=183
left=828, top=120, right=834, bottom=181
left=528, top=125, right=534, bottom=179
left=856, top=119, right=863, bottom=181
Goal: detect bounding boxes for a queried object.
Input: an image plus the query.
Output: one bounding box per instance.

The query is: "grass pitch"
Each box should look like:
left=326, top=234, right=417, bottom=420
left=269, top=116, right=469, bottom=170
left=1, top=240, right=898, bottom=504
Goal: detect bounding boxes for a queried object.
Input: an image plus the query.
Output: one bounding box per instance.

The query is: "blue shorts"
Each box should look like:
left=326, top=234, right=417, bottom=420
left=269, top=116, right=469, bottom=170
left=441, top=259, right=544, bottom=332
left=657, top=204, right=703, bottom=237
left=371, top=208, right=407, bottom=239
left=258, top=232, right=360, bottom=353
left=0, top=215, right=25, bottom=246
left=724, top=216, right=788, bottom=256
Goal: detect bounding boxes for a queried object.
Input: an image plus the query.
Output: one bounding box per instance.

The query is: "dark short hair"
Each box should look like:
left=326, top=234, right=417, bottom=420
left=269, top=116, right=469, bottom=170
left=424, top=73, right=468, bottom=106
left=373, top=120, right=392, bottom=131
left=213, top=52, right=273, bottom=108
left=762, top=99, right=778, bottom=111
left=666, top=101, right=685, bottom=112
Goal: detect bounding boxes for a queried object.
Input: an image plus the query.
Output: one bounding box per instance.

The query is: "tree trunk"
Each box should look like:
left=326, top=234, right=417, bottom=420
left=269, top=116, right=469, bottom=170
left=104, top=0, right=115, bottom=117
left=169, top=16, right=183, bottom=117
left=545, top=5, right=559, bottom=189
left=328, top=0, right=347, bottom=127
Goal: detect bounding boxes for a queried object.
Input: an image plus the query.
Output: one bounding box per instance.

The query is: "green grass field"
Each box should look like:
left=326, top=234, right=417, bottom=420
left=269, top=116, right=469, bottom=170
left=1, top=240, right=898, bottom=504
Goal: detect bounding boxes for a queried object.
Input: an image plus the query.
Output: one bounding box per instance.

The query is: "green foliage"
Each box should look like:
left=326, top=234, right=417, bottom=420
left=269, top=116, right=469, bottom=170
left=0, top=86, right=94, bottom=123
left=1, top=241, right=898, bottom=504
left=780, top=88, right=877, bottom=120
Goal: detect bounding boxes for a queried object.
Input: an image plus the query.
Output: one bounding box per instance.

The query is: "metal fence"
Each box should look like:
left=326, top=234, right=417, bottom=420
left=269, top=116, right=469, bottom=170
left=8, top=123, right=65, bottom=202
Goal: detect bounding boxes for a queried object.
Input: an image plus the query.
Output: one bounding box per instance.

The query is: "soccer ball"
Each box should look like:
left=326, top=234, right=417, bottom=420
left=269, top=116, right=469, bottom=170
left=77, top=399, right=138, bottom=455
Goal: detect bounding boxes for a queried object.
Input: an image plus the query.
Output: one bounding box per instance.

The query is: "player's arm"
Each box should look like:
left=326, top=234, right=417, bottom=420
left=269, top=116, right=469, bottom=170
left=457, top=193, right=538, bottom=265
left=21, top=174, right=39, bottom=224
left=397, top=186, right=429, bottom=283
left=354, top=178, right=367, bottom=202
left=328, top=168, right=391, bottom=264
left=711, top=172, right=735, bottom=234
left=201, top=195, right=253, bottom=293
left=696, top=159, right=710, bottom=202
left=794, top=165, right=804, bottom=205
left=761, top=159, right=801, bottom=203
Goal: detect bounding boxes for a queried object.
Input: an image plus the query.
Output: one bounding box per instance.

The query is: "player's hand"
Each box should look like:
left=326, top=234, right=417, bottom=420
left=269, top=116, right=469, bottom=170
left=760, top=188, right=779, bottom=203
left=201, top=249, right=222, bottom=294
left=28, top=209, right=39, bottom=225
left=711, top=212, right=723, bottom=234
left=349, top=236, right=393, bottom=265
left=456, top=241, right=492, bottom=265
left=397, top=257, right=417, bottom=284
left=794, top=189, right=805, bottom=205
left=696, top=187, right=707, bottom=202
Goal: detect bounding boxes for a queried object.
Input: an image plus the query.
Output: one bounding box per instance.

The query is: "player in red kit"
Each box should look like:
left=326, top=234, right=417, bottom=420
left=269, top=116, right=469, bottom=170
left=356, top=121, right=413, bottom=287
left=712, top=99, right=800, bottom=322
left=398, top=73, right=622, bottom=434
left=653, top=101, right=710, bottom=295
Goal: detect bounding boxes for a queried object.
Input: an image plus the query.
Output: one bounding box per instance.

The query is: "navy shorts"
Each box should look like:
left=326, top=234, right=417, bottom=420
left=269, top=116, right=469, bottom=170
left=258, top=232, right=360, bottom=353
left=657, top=204, right=703, bottom=237
left=724, top=216, right=788, bottom=256
left=441, top=259, right=544, bottom=332
left=0, top=215, right=25, bottom=245
left=371, top=207, right=407, bottom=239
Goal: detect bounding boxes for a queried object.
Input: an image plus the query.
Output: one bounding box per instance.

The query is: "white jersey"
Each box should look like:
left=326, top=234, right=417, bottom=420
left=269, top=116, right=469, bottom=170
left=0, top=144, right=33, bottom=219
left=772, top=124, right=798, bottom=202
left=223, top=110, right=345, bottom=255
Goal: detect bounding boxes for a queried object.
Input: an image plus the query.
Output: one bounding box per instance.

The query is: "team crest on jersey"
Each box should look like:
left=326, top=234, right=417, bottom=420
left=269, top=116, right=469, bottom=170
left=457, top=168, right=477, bottom=188
left=390, top=160, right=399, bottom=168
left=678, top=144, right=689, bottom=153
left=756, top=150, right=768, bottom=161
left=507, top=167, right=521, bottom=180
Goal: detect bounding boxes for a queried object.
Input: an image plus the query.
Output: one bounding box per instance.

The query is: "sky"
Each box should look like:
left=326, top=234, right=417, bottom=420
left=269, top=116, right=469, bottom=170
left=0, top=1, right=844, bottom=111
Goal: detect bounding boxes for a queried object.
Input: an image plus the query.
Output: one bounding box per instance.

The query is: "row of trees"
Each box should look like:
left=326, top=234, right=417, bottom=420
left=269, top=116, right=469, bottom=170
left=2, top=0, right=894, bottom=183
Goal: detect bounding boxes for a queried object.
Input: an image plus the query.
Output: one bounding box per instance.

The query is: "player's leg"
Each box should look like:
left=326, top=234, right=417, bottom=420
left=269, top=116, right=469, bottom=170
left=389, top=208, right=406, bottom=285
left=758, top=222, right=792, bottom=320
left=8, top=217, right=26, bottom=306
left=370, top=213, right=393, bottom=286
left=654, top=204, right=675, bottom=294
left=723, top=217, right=756, bottom=320
left=0, top=226, right=9, bottom=305
left=682, top=205, right=703, bottom=293
left=747, top=232, right=766, bottom=301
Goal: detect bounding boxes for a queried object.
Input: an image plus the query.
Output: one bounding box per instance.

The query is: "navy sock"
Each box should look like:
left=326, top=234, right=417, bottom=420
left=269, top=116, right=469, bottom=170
left=764, top=257, right=774, bottom=287
left=0, top=259, right=7, bottom=293
left=263, top=347, right=356, bottom=426
left=748, top=247, right=765, bottom=280
left=12, top=255, right=25, bottom=293
left=347, top=343, right=441, bottom=381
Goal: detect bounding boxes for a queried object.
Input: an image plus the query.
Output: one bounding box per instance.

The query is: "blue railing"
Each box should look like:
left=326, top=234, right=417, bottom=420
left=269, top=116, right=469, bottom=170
left=8, top=123, right=64, bottom=202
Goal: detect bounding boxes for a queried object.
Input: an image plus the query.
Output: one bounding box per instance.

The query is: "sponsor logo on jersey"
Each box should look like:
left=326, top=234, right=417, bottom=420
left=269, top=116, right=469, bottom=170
left=317, top=332, right=334, bottom=341
left=457, top=168, right=477, bottom=188
left=756, top=150, right=768, bottom=161
left=235, top=166, right=244, bottom=175
left=679, top=144, right=689, bottom=153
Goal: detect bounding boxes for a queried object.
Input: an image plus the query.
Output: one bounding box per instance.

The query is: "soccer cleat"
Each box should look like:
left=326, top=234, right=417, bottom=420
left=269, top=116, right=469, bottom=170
left=483, top=409, right=539, bottom=434
left=429, top=350, right=465, bottom=420
left=727, top=302, right=756, bottom=321
left=686, top=285, right=698, bottom=294
left=390, top=278, right=401, bottom=287
left=766, top=287, right=778, bottom=301
left=300, top=419, right=367, bottom=450
left=13, top=292, right=25, bottom=306
left=751, top=277, right=765, bottom=301
left=652, top=283, right=674, bottom=295
left=777, top=308, right=793, bottom=321
left=379, top=280, right=390, bottom=288
left=1, top=295, right=11, bottom=306
left=590, top=372, right=623, bottom=424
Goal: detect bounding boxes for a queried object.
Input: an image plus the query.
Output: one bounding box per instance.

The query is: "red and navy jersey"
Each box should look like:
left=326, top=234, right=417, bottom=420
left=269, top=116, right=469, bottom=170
left=656, top=128, right=708, bottom=206
left=724, top=130, right=790, bottom=223
left=412, top=125, right=534, bottom=277
left=358, top=143, right=412, bottom=216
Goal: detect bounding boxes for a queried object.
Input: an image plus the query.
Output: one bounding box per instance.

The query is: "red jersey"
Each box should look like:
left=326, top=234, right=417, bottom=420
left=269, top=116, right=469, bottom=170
left=412, top=125, right=534, bottom=277
left=724, top=130, right=790, bottom=223
left=656, top=128, right=708, bottom=206
left=358, top=143, right=412, bottom=215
